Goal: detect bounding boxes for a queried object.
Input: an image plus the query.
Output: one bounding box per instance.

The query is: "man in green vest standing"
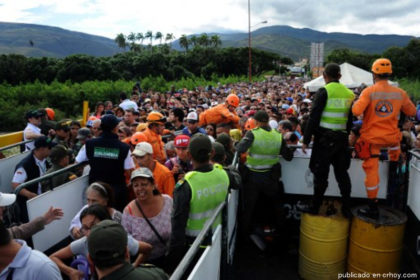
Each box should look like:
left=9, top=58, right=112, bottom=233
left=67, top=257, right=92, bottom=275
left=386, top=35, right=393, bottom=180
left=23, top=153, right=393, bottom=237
left=236, top=110, right=293, bottom=250
left=167, top=133, right=230, bottom=272
left=299, top=63, right=355, bottom=217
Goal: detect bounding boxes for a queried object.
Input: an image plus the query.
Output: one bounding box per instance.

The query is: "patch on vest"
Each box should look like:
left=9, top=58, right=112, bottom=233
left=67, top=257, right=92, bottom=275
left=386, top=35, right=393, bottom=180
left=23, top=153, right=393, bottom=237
left=374, top=100, right=393, bottom=117
left=175, top=179, right=185, bottom=188
left=93, top=147, right=120, bottom=159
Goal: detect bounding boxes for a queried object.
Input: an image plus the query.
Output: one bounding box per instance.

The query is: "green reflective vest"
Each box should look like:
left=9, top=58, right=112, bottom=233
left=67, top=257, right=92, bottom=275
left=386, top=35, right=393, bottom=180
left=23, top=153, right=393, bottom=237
left=246, top=127, right=282, bottom=172
left=185, top=165, right=229, bottom=237
left=320, top=82, right=355, bottom=131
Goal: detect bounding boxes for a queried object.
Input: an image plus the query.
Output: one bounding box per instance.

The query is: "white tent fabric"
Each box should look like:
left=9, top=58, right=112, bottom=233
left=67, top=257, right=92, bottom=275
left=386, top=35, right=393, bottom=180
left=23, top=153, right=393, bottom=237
left=304, top=62, right=398, bottom=92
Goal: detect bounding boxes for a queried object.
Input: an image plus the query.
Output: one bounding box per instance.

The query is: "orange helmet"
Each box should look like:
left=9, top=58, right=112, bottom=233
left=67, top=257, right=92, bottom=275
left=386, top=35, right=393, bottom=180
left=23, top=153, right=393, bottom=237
left=45, top=108, right=55, bottom=120
left=226, top=94, right=240, bottom=108
left=371, top=58, right=392, bottom=74
left=244, top=118, right=256, bottom=131
left=131, top=132, right=147, bottom=145
left=147, top=112, right=166, bottom=124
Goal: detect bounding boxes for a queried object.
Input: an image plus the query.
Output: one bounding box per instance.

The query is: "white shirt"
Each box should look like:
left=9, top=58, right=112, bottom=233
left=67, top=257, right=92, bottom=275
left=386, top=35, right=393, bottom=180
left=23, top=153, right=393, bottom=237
left=119, top=99, right=138, bottom=111
left=12, top=155, right=47, bottom=194
left=23, top=123, right=41, bottom=151
left=76, top=144, right=135, bottom=170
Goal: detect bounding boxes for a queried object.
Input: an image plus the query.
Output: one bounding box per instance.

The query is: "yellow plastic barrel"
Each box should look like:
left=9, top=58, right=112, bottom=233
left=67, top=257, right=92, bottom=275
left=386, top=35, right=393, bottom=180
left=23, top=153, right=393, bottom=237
left=299, top=212, right=350, bottom=280
left=347, top=206, right=407, bottom=280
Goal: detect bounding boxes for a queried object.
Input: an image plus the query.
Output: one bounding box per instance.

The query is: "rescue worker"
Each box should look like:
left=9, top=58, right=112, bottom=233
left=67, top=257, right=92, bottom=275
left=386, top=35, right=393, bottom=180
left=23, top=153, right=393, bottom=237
left=236, top=110, right=293, bottom=249
left=198, top=94, right=240, bottom=128
left=299, top=63, right=354, bottom=217
left=143, top=112, right=167, bottom=164
left=75, top=114, right=135, bottom=211
left=167, top=134, right=230, bottom=271
left=352, top=58, right=416, bottom=218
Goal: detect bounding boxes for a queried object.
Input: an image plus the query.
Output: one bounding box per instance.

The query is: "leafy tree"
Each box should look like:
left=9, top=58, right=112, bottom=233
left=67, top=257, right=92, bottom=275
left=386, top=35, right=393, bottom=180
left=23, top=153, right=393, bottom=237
left=136, top=32, right=144, bottom=45
left=189, top=35, right=197, bottom=48
left=145, top=31, right=153, bottom=46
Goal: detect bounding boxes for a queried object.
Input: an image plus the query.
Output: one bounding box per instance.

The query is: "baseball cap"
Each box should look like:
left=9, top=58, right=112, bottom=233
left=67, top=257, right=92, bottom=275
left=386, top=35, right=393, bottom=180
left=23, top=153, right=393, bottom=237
left=76, top=128, right=92, bottom=140
left=131, top=167, right=154, bottom=181
left=188, top=133, right=212, bottom=160
left=132, top=142, right=153, bottom=157
left=55, top=121, right=70, bottom=132
left=286, top=108, right=294, bottom=115
left=34, top=136, right=55, bottom=149
left=25, top=110, right=43, bottom=120
left=49, top=145, right=70, bottom=164
left=100, top=114, right=120, bottom=131
left=281, top=104, right=290, bottom=110
left=286, top=97, right=293, bottom=102
left=0, top=192, right=16, bottom=207
left=87, top=220, right=127, bottom=267
left=303, top=98, right=312, bottom=103
left=186, top=112, right=198, bottom=121
left=174, top=135, right=190, bottom=148
left=254, top=110, right=269, bottom=123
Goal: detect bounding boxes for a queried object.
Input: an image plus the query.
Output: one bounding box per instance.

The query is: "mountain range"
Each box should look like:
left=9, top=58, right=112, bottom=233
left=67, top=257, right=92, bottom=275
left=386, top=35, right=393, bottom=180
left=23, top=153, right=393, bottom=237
left=0, top=22, right=416, bottom=61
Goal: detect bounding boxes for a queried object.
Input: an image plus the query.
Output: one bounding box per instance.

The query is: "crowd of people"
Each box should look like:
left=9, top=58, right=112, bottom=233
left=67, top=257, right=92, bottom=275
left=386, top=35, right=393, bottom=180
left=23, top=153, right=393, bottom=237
left=1, top=58, right=420, bottom=279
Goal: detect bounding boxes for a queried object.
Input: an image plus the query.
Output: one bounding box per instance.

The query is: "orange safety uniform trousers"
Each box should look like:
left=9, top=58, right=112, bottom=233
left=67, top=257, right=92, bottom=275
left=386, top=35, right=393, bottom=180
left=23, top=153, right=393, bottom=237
left=361, top=142, right=400, bottom=199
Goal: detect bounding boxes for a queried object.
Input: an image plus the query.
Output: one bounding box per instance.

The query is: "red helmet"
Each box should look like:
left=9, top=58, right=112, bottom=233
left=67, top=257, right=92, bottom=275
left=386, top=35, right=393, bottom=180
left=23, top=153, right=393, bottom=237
left=45, top=108, right=55, bottom=120
left=226, top=94, right=240, bottom=108
left=244, top=118, right=256, bottom=131
left=131, top=132, right=147, bottom=145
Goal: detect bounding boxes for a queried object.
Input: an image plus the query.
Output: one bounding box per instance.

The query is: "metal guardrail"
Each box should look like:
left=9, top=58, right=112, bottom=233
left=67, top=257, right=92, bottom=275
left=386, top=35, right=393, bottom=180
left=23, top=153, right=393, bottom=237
left=170, top=201, right=226, bottom=280
left=13, top=162, right=84, bottom=195
left=409, top=149, right=420, bottom=160
left=0, top=140, right=33, bottom=153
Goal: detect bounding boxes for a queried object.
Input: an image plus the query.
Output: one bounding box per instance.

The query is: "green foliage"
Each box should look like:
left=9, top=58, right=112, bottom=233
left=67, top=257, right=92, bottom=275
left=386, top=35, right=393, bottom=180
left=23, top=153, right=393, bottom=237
left=0, top=46, right=279, bottom=85
left=0, top=74, right=265, bottom=131
left=398, top=78, right=420, bottom=100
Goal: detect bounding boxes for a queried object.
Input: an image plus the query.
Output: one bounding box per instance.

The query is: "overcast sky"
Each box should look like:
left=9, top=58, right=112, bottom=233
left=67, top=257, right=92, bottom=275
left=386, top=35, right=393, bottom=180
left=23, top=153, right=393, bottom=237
left=1, top=0, right=419, bottom=40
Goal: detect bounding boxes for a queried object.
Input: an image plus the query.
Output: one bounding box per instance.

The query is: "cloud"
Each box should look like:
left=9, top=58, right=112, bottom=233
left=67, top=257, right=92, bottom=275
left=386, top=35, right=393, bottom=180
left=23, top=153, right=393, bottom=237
left=0, top=0, right=419, bottom=39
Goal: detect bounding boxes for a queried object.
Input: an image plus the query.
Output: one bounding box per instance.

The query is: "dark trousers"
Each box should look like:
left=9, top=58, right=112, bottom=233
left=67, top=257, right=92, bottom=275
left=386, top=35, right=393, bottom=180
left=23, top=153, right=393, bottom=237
left=113, top=185, right=128, bottom=212
left=240, top=169, right=284, bottom=237
left=309, top=131, right=352, bottom=208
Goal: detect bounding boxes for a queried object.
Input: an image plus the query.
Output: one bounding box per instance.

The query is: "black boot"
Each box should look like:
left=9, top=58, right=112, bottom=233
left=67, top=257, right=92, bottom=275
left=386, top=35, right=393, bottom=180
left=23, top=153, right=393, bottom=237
left=297, top=198, right=322, bottom=215
left=341, top=197, right=352, bottom=218
left=358, top=200, right=379, bottom=220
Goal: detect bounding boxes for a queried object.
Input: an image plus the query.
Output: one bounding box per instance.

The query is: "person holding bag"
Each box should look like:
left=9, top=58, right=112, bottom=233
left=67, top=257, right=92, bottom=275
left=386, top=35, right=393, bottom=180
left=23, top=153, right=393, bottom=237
left=122, top=168, right=172, bottom=267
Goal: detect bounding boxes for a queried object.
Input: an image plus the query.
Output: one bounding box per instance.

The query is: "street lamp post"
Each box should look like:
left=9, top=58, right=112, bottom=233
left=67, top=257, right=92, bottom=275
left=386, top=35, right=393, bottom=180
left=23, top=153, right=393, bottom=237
left=248, top=1, right=267, bottom=82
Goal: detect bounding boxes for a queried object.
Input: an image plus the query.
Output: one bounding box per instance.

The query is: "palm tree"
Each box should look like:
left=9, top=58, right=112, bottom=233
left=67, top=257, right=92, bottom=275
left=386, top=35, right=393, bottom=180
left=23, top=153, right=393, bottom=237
left=165, top=33, right=175, bottom=49
left=114, top=33, right=127, bottom=51
left=189, top=35, right=197, bottom=48
left=179, top=34, right=189, bottom=52
left=145, top=31, right=153, bottom=52
left=155, top=32, right=163, bottom=45
left=136, top=32, right=144, bottom=45
left=210, top=35, right=222, bottom=48
left=198, top=33, right=209, bottom=47
left=127, top=32, right=136, bottom=44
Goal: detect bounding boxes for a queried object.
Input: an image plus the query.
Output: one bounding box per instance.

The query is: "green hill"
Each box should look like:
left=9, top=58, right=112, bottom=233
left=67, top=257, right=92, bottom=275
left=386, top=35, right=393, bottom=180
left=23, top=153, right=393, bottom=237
left=0, top=22, right=120, bottom=58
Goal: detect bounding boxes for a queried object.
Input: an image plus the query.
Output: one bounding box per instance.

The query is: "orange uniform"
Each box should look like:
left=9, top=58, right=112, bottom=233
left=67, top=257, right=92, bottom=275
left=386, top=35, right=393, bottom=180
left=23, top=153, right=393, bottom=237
left=152, top=160, right=175, bottom=197
left=199, top=104, right=240, bottom=127
left=143, top=127, right=166, bottom=164
left=352, top=80, right=416, bottom=198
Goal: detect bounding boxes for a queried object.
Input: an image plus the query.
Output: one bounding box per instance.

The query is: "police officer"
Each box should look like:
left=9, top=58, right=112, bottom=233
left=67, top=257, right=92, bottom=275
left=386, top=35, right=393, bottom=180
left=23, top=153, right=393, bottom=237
left=300, top=63, right=354, bottom=217
left=75, top=114, right=135, bottom=211
left=168, top=134, right=230, bottom=272
left=236, top=110, right=293, bottom=249
left=12, top=136, right=54, bottom=223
